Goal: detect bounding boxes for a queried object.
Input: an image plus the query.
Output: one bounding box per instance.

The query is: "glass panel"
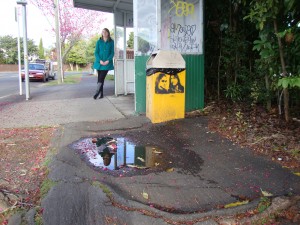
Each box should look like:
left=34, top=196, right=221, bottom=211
left=115, top=26, right=125, bottom=60
left=134, top=0, right=157, bottom=56
left=126, top=28, right=134, bottom=59
left=161, top=0, right=203, bottom=54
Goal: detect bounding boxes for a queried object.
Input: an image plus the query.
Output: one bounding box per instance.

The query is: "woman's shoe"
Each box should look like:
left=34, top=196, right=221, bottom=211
left=93, top=83, right=102, bottom=100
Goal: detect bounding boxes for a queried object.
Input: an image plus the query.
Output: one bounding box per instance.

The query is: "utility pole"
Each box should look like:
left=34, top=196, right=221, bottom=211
left=54, top=0, right=63, bottom=84
left=17, top=0, right=30, bottom=100
left=15, top=7, right=22, bottom=95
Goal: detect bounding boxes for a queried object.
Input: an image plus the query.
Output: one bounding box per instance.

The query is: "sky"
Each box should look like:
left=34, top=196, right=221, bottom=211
left=0, top=0, right=114, bottom=49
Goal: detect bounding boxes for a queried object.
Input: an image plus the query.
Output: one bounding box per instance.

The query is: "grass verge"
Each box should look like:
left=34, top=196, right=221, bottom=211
left=46, top=74, right=82, bottom=86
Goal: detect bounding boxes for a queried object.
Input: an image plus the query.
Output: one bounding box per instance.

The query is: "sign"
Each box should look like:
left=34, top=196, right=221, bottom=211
left=161, top=0, right=203, bottom=54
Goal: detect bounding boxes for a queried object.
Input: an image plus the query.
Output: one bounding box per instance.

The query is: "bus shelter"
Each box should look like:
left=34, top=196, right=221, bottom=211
left=73, top=0, right=204, bottom=113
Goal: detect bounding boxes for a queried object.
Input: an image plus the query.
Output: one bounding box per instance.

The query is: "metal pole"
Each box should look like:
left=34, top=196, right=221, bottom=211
left=54, top=0, right=62, bottom=84
left=123, top=12, right=127, bottom=95
left=114, top=12, right=117, bottom=96
left=16, top=7, right=22, bottom=95
left=22, top=4, right=30, bottom=100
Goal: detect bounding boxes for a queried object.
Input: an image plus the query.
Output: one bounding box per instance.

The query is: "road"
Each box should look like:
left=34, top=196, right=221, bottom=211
left=0, top=72, right=43, bottom=99
left=0, top=72, right=115, bottom=101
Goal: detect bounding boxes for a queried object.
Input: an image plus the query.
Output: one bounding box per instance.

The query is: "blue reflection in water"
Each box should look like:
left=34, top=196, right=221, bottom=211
left=73, top=137, right=152, bottom=171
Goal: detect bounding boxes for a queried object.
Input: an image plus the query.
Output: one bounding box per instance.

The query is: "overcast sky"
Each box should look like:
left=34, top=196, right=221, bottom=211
left=0, top=0, right=114, bottom=49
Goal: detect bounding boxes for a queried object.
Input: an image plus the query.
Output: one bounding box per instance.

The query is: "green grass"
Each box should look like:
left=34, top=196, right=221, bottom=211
left=45, top=74, right=82, bottom=86
left=40, top=179, right=58, bottom=198
left=106, top=74, right=114, bottom=80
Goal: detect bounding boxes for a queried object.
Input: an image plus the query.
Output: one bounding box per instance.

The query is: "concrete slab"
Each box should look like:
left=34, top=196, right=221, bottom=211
left=0, top=97, right=124, bottom=128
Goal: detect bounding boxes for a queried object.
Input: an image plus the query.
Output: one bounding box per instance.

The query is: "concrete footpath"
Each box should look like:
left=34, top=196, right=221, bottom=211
left=2, top=75, right=299, bottom=225
left=40, top=116, right=299, bottom=225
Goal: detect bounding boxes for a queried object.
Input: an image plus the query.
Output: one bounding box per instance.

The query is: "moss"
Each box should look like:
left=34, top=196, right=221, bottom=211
left=34, top=207, right=43, bottom=225
left=257, top=197, right=271, bottom=213
left=92, top=181, right=112, bottom=198
left=40, top=179, right=57, bottom=198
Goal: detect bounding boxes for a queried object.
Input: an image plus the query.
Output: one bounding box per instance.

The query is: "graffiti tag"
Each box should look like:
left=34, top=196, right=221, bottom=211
left=168, top=0, right=195, bottom=17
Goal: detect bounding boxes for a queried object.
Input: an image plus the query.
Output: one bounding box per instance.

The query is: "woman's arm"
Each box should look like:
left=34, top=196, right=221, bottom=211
left=94, top=40, right=101, bottom=61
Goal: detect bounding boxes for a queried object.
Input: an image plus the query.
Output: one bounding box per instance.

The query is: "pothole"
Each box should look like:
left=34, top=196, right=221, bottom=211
left=71, top=137, right=172, bottom=176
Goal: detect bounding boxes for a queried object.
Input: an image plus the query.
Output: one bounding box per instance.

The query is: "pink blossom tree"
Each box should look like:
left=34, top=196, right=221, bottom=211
left=30, top=0, right=106, bottom=62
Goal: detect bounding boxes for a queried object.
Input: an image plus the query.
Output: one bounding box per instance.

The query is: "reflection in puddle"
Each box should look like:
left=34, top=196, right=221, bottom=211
left=72, top=138, right=165, bottom=173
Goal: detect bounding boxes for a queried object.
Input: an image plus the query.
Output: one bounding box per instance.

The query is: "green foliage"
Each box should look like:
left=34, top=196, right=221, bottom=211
left=243, top=0, right=280, bottom=30
left=224, top=84, right=243, bottom=102
left=257, top=197, right=271, bottom=213
left=66, top=40, right=87, bottom=66
left=86, top=35, right=99, bottom=65
left=0, top=35, right=38, bottom=64
left=278, top=77, right=300, bottom=88
left=127, top=32, right=134, bottom=49
left=38, top=38, right=44, bottom=59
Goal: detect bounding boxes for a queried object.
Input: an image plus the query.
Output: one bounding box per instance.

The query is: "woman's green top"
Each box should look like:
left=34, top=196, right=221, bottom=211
left=94, top=38, right=114, bottom=71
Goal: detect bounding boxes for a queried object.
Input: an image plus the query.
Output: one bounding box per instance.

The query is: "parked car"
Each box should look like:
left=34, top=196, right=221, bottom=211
left=21, top=63, right=49, bottom=82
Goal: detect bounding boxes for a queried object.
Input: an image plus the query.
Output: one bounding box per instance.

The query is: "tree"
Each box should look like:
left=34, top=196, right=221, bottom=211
left=0, top=49, right=5, bottom=64
left=0, top=35, right=38, bottom=64
left=30, top=0, right=106, bottom=63
left=244, top=0, right=300, bottom=121
left=204, top=0, right=300, bottom=121
left=86, top=35, right=100, bottom=68
left=66, top=40, right=88, bottom=71
left=127, top=32, right=134, bottom=49
left=38, top=38, right=44, bottom=59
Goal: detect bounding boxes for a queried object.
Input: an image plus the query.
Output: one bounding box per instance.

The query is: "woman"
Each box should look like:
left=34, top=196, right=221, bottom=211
left=93, top=28, right=114, bottom=99
left=155, top=73, right=169, bottom=94
left=169, top=74, right=184, bottom=93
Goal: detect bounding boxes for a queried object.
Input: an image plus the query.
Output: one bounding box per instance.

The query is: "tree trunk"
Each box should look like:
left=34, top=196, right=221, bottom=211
left=69, top=63, right=73, bottom=71
left=274, top=19, right=289, bottom=122
left=217, top=36, right=222, bottom=101
left=265, top=75, right=271, bottom=111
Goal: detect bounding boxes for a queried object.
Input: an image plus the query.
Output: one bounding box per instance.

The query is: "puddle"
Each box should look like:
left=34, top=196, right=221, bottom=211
left=71, top=137, right=169, bottom=176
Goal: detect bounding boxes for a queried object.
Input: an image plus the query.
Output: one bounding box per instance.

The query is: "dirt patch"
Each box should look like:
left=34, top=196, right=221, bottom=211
left=0, top=127, right=56, bottom=223
left=201, top=102, right=300, bottom=172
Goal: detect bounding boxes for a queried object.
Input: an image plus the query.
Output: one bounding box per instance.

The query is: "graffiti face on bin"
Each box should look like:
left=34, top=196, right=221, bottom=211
left=155, top=73, right=184, bottom=94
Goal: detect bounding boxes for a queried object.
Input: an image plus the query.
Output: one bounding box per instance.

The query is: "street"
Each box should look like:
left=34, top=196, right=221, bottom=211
left=0, top=72, right=114, bottom=102
left=0, top=72, right=43, bottom=99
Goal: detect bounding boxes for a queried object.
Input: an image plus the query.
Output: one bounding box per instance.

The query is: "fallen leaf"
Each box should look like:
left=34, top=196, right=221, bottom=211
left=224, top=200, right=249, bottom=208
left=166, top=168, right=174, bottom=172
left=260, top=188, right=273, bottom=197
left=155, top=163, right=160, bottom=166
left=293, top=172, right=300, bottom=176
left=153, top=150, right=162, bottom=154
left=137, top=157, right=145, bottom=162
left=127, top=165, right=149, bottom=169
left=142, top=190, right=149, bottom=200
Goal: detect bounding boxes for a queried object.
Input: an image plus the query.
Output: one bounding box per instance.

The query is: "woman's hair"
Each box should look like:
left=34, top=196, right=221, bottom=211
left=170, top=74, right=184, bottom=93
left=155, top=73, right=167, bottom=89
left=101, top=28, right=112, bottom=42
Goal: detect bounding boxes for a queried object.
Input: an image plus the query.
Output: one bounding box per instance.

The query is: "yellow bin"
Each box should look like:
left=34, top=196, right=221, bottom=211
left=146, top=50, right=186, bottom=123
